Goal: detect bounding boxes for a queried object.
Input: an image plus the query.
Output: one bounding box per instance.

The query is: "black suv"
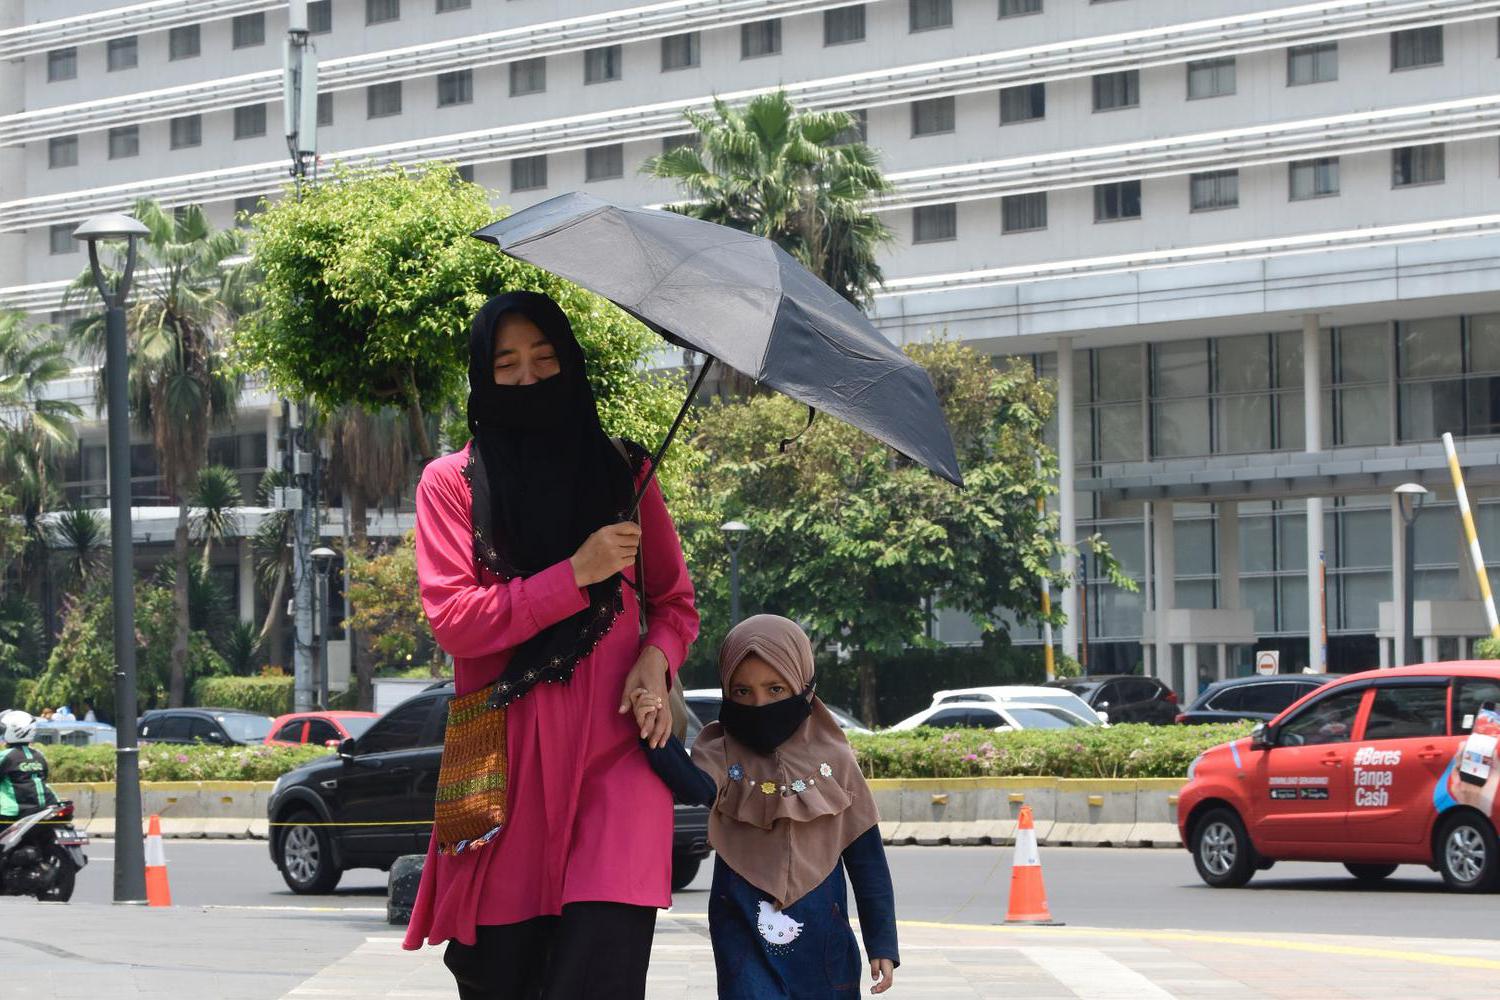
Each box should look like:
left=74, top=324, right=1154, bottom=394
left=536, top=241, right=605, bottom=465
left=267, top=682, right=712, bottom=894
left=1174, top=673, right=1334, bottom=724
left=1045, top=675, right=1179, bottom=725
left=139, top=707, right=274, bottom=746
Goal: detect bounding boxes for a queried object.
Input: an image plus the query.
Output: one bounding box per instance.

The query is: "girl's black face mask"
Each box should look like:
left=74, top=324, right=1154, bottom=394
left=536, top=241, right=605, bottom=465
left=719, top=687, right=814, bottom=755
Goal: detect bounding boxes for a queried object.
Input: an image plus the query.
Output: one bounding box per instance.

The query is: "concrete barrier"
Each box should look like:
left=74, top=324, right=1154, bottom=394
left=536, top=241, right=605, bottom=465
left=56, top=777, right=1187, bottom=847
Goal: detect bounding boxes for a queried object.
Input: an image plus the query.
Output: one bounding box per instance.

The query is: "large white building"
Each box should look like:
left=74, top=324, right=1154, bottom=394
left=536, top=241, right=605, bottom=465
left=3, top=0, right=1500, bottom=695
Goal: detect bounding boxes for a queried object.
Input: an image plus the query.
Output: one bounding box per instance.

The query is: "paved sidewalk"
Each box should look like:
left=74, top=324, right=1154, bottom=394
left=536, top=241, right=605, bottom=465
left=291, top=912, right=1500, bottom=1000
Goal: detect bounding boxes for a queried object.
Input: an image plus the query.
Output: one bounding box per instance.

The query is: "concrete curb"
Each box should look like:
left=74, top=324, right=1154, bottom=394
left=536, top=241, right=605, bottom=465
left=57, top=777, right=1187, bottom=847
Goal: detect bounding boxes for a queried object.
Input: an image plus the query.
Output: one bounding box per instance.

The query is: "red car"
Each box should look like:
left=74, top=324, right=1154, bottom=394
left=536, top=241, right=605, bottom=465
left=265, top=711, right=381, bottom=748
left=1180, top=661, right=1500, bottom=892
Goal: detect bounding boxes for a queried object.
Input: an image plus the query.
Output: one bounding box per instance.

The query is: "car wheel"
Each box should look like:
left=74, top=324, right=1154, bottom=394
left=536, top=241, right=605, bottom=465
left=1191, top=808, right=1255, bottom=888
left=1344, top=863, right=1397, bottom=882
left=277, top=812, right=343, bottom=894
left=670, top=852, right=702, bottom=892
left=1435, top=813, right=1500, bottom=893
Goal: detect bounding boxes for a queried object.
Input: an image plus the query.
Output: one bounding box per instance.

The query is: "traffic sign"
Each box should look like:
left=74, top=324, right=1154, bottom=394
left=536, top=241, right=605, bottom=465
left=1255, top=650, right=1280, bottom=676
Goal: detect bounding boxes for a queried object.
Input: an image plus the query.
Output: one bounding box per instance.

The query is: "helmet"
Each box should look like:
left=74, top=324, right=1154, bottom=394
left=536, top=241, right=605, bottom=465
left=1, top=710, right=36, bottom=744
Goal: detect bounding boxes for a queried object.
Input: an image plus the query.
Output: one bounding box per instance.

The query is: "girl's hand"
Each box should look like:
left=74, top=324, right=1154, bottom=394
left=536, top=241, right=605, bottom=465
left=628, top=687, right=663, bottom=739
left=870, top=959, right=895, bottom=994
left=618, top=645, right=672, bottom=748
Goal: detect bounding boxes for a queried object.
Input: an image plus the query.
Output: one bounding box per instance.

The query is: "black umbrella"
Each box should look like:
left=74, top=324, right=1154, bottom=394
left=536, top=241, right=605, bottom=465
left=472, top=192, right=964, bottom=505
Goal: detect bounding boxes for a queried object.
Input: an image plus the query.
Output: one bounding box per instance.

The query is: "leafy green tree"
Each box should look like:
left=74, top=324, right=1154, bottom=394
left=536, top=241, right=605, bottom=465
left=51, top=507, right=108, bottom=594
left=190, top=464, right=242, bottom=574
left=342, top=531, right=438, bottom=676
left=682, top=340, right=1129, bottom=725
left=68, top=200, right=252, bottom=707
left=642, top=91, right=893, bottom=309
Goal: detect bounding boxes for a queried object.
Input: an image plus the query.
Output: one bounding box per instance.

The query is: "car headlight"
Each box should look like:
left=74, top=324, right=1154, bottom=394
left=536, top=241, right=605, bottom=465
left=1186, top=753, right=1204, bottom=782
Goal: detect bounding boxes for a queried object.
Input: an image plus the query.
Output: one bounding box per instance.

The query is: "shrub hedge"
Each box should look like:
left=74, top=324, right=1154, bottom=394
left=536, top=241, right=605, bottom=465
left=191, top=676, right=294, bottom=716
left=45, top=722, right=1250, bottom=783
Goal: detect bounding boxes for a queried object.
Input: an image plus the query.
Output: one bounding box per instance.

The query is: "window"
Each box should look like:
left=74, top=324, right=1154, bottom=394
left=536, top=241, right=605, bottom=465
left=1094, top=180, right=1141, bottom=221
left=1391, top=26, right=1442, bottom=69
left=585, top=144, right=624, bottom=182
left=48, top=135, right=77, bottom=169
left=49, top=224, right=76, bottom=256
left=825, top=5, right=865, bottom=45
left=232, top=13, right=265, bottom=48
left=584, top=45, right=622, bottom=84
left=833, top=109, right=867, bottom=144
left=167, top=25, right=200, bottom=61
left=1392, top=144, right=1444, bottom=187
left=1289, top=157, right=1339, bottom=199
left=1000, top=83, right=1044, bottom=124
left=662, top=133, right=700, bottom=154
left=317, top=92, right=334, bottom=126
left=308, top=1, right=333, bottom=33
left=189, top=717, right=228, bottom=744
left=911, top=96, right=955, bottom=136
left=234, top=195, right=264, bottom=228
left=1453, top=677, right=1500, bottom=733
left=108, top=125, right=139, bottom=160
left=1363, top=685, right=1448, bottom=740
left=437, top=0, right=471, bottom=10
left=107, top=36, right=138, bottom=72
left=1001, top=192, right=1046, bottom=233
left=1287, top=43, right=1337, bottom=85
left=1190, top=170, right=1238, bottom=211
left=1397, top=314, right=1500, bottom=440
left=1092, top=70, right=1139, bottom=111
left=274, top=721, right=305, bottom=743
left=1187, top=57, right=1235, bottom=99
left=234, top=104, right=267, bottom=139
left=356, top=697, right=436, bottom=754
left=510, top=57, right=546, bottom=95
left=456, top=164, right=475, bottom=183
left=437, top=70, right=473, bottom=106
left=170, top=115, right=202, bottom=149
left=367, top=0, right=400, bottom=23
left=661, top=32, right=700, bottom=70
left=909, top=0, right=952, bottom=31
left=741, top=19, right=781, bottom=58
left=1277, top=688, right=1366, bottom=746
left=305, top=719, right=341, bottom=745
left=912, top=203, right=957, bottom=243
left=999, top=0, right=1041, bottom=16
left=368, top=81, right=402, bottom=117
left=47, top=48, right=77, bottom=82
left=511, top=154, right=547, bottom=191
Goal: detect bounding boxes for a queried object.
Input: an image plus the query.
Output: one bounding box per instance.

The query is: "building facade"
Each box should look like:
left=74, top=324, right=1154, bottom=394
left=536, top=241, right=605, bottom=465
left=3, top=0, right=1499, bottom=693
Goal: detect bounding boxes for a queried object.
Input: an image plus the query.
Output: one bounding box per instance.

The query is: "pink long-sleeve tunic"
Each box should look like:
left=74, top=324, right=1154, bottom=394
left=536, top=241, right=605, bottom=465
left=403, top=443, right=699, bottom=949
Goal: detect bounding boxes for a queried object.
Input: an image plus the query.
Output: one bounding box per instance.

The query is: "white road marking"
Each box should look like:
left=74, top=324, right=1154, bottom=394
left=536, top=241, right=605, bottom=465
left=1021, top=946, right=1177, bottom=1000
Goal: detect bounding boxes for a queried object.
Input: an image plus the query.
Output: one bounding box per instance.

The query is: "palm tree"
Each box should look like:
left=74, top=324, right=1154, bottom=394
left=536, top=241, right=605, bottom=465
left=251, top=468, right=294, bottom=666
left=190, top=464, right=242, bottom=574
left=642, top=91, right=894, bottom=309
left=52, top=507, right=108, bottom=592
left=68, top=200, right=253, bottom=706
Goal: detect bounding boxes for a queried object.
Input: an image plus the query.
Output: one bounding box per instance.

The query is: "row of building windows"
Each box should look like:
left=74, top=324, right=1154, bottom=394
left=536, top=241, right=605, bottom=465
left=908, top=143, right=1449, bottom=244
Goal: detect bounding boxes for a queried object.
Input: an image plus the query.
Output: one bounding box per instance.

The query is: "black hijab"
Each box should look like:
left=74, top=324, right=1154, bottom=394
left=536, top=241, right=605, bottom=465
left=464, top=290, right=641, bottom=707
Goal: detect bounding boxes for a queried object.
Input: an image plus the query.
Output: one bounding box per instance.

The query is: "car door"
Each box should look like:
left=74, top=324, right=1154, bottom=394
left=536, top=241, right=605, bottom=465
left=305, top=718, right=341, bottom=747
left=1347, top=681, right=1454, bottom=845
left=272, top=719, right=308, bottom=745
left=144, top=713, right=191, bottom=744
left=1092, top=681, right=1126, bottom=722
left=1251, top=686, right=1368, bottom=847
left=188, top=716, right=230, bottom=746
left=333, top=695, right=442, bottom=861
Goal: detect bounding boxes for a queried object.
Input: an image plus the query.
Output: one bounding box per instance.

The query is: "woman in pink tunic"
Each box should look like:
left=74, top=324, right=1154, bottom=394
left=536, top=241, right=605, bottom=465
left=403, top=291, right=699, bottom=1000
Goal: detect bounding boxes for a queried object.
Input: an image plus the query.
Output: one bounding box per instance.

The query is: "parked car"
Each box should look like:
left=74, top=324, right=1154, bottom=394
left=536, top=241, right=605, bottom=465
left=927, top=685, right=1104, bottom=725
left=1180, top=661, right=1500, bottom=892
left=889, top=700, right=1093, bottom=732
left=138, top=708, right=274, bottom=746
left=1175, top=674, right=1335, bottom=725
left=682, top=689, right=872, bottom=733
left=30, top=720, right=117, bottom=746
left=267, top=683, right=713, bottom=894
left=265, top=711, right=381, bottom=747
left=1045, top=675, right=1179, bottom=725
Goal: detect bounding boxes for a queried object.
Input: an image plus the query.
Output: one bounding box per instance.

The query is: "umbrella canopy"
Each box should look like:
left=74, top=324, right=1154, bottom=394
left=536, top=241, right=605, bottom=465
left=472, top=192, right=963, bottom=487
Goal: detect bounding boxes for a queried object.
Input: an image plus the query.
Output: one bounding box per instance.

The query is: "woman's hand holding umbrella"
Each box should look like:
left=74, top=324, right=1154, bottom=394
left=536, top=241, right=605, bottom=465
left=569, top=522, right=641, bottom=588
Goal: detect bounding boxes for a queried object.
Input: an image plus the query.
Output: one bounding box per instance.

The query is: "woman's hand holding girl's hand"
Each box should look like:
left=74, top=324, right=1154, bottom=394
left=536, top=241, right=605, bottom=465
left=570, top=522, right=641, bottom=588
left=870, top=959, right=895, bottom=994
left=619, top=645, right=672, bottom=748
left=628, top=687, right=663, bottom=739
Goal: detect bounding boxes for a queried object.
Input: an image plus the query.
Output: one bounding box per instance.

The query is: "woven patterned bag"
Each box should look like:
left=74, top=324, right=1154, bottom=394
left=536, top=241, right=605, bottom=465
left=433, top=689, right=508, bottom=855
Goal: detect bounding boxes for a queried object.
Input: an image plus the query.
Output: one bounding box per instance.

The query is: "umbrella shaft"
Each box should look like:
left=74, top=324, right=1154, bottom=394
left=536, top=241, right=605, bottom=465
left=629, top=355, right=716, bottom=519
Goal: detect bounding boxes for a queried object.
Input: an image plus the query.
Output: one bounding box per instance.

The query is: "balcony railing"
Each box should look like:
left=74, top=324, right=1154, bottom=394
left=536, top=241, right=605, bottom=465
left=0, top=0, right=281, bottom=61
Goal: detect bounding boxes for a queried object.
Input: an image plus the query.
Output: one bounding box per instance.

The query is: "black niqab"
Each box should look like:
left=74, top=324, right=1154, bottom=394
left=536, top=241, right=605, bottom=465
left=464, top=291, right=638, bottom=706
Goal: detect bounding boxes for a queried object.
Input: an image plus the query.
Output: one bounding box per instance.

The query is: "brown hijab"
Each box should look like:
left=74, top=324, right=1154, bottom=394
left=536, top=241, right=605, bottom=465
left=691, top=615, right=881, bottom=909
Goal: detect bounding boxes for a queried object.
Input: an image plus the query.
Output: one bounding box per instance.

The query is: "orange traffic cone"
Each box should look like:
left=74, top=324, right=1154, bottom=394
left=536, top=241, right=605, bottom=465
left=1004, top=805, right=1062, bottom=925
left=144, top=814, right=172, bottom=907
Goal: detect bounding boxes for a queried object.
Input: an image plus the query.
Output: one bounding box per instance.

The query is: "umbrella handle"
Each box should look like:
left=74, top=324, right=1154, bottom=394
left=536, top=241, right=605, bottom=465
left=628, top=354, right=716, bottom=519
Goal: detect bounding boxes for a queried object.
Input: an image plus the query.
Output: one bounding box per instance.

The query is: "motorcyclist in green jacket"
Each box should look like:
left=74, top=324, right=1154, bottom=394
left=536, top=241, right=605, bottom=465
left=0, top=711, right=58, bottom=824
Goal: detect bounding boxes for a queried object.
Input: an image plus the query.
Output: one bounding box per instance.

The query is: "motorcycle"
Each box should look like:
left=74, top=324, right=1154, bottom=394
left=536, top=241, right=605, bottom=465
left=0, top=800, right=88, bottom=901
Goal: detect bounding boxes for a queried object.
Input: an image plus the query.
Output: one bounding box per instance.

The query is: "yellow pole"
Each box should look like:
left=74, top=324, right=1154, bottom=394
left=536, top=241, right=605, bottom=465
left=1442, top=432, right=1500, bottom=638
left=1039, top=495, right=1056, bottom=680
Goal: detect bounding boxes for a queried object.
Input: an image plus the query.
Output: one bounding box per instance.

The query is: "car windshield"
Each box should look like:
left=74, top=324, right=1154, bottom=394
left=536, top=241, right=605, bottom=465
left=217, top=714, right=272, bottom=742
left=1057, top=683, right=1097, bottom=697
left=339, top=716, right=378, bottom=739
left=1005, top=707, right=1087, bottom=730
left=997, top=693, right=1096, bottom=720
left=826, top=706, right=865, bottom=729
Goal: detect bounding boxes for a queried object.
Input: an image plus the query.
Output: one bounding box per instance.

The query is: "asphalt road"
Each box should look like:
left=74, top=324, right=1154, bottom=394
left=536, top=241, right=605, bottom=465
left=73, top=840, right=1500, bottom=937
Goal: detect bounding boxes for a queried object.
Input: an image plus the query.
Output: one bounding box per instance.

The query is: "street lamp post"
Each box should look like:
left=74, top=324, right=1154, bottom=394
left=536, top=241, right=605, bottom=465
left=1395, top=482, right=1429, bottom=666
left=74, top=212, right=150, bottom=905
left=721, top=521, right=749, bottom=627
left=310, top=546, right=337, bottom=709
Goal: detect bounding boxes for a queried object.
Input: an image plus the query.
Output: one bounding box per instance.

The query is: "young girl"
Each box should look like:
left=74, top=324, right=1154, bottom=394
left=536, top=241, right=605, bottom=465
left=631, top=614, right=898, bottom=997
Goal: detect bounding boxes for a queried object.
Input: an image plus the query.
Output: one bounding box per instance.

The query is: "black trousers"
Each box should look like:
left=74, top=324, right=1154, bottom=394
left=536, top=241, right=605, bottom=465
left=443, top=901, right=657, bottom=1000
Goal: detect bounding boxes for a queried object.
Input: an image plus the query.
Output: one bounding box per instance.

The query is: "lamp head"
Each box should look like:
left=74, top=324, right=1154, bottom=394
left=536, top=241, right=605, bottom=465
left=310, top=546, right=337, bottom=569
left=72, top=213, right=149, bottom=245
left=1394, top=482, right=1429, bottom=524
left=720, top=520, right=749, bottom=534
